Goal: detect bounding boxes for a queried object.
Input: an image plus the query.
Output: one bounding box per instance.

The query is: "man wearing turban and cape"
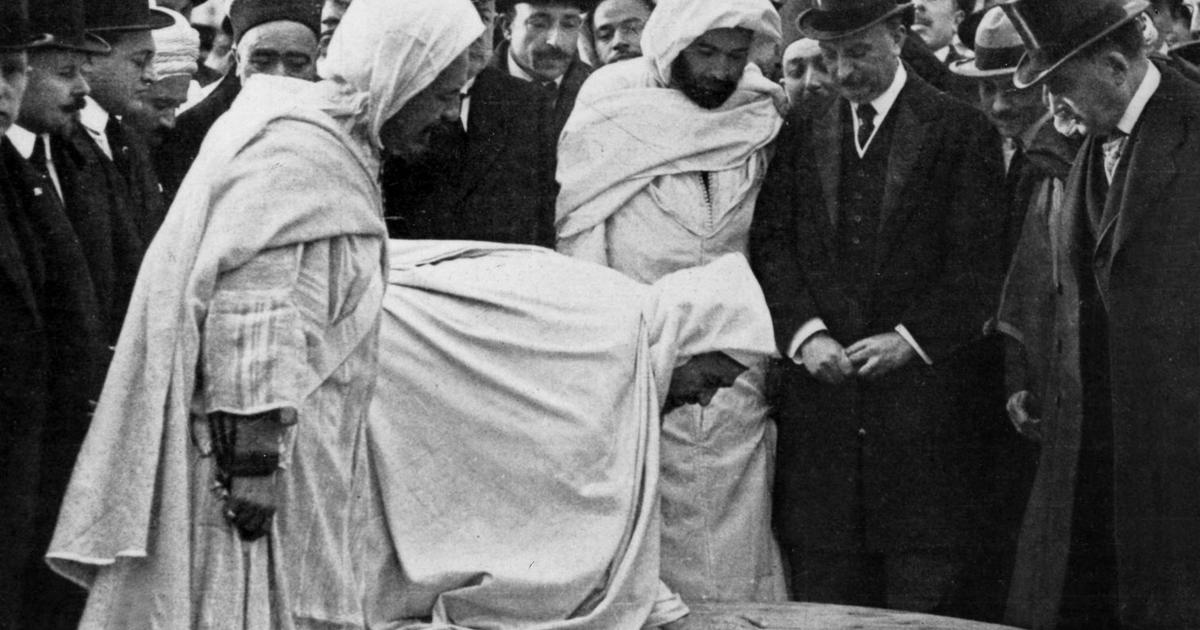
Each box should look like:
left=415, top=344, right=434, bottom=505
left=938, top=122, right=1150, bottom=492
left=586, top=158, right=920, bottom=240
left=364, top=243, right=777, bottom=629
left=43, top=0, right=482, bottom=627
left=555, top=0, right=788, bottom=602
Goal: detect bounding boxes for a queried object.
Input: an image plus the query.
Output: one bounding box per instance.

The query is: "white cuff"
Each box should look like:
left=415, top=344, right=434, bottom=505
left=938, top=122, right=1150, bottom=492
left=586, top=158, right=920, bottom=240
left=895, top=324, right=933, bottom=365
left=787, top=318, right=828, bottom=365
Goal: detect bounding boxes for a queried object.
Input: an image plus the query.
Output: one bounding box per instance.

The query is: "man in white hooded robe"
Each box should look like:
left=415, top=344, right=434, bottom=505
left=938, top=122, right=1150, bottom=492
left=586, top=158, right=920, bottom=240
left=556, top=0, right=788, bottom=602
left=43, top=1, right=483, bottom=628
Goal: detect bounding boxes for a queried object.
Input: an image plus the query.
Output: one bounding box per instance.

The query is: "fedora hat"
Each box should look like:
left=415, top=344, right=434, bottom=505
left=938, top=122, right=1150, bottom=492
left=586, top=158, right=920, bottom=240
left=951, top=6, right=1025, bottom=78
left=798, top=0, right=914, bottom=41
left=27, top=0, right=112, bottom=54
left=85, top=0, right=175, bottom=33
left=1002, top=0, right=1149, bottom=88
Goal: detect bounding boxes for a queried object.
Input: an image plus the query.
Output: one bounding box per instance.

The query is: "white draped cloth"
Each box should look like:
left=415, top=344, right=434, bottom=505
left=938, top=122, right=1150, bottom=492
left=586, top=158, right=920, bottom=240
left=45, top=1, right=481, bottom=628
left=555, top=0, right=788, bottom=602
left=364, top=242, right=776, bottom=629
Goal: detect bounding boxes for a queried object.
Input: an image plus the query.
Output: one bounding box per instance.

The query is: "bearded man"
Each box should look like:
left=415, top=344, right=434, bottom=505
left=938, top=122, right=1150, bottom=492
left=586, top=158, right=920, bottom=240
left=45, top=0, right=482, bottom=627
left=556, top=0, right=788, bottom=603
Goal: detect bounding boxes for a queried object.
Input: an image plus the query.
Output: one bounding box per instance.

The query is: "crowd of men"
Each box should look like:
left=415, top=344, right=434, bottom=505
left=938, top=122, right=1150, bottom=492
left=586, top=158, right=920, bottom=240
left=1, top=0, right=1199, bottom=627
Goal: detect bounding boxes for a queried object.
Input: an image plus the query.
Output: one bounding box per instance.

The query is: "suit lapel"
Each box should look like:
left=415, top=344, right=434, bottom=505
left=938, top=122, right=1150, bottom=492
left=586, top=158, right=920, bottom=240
left=1097, top=81, right=1186, bottom=261
left=451, top=71, right=507, bottom=206
left=814, top=100, right=842, bottom=229
left=878, top=85, right=929, bottom=230
left=0, top=141, right=42, bottom=318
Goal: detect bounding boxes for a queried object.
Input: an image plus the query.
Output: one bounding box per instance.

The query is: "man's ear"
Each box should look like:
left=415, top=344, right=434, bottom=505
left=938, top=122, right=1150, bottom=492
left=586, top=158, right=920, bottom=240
left=498, top=12, right=515, bottom=42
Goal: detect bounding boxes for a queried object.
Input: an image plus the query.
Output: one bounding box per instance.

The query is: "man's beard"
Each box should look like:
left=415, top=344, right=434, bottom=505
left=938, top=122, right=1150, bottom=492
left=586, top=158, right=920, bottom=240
left=671, top=55, right=738, bottom=110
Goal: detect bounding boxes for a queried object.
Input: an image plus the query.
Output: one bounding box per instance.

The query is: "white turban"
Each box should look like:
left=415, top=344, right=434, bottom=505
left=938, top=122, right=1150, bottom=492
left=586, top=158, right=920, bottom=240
left=151, top=7, right=201, bottom=79
left=641, top=0, right=782, bottom=86
left=320, top=0, right=483, bottom=149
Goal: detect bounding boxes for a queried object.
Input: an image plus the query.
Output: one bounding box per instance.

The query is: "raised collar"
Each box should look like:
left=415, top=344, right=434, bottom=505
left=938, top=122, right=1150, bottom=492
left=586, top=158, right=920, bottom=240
left=1115, top=62, right=1161, bottom=137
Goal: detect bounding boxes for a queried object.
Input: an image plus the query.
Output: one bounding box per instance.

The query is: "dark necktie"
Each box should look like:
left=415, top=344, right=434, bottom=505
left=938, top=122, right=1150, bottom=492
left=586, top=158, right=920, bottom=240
left=539, top=80, right=558, bottom=109
left=28, top=135, right=61, bottom=204
left=1005, top=140, right=1026, bottom=191
left=856, top=102, right=877, bottom=151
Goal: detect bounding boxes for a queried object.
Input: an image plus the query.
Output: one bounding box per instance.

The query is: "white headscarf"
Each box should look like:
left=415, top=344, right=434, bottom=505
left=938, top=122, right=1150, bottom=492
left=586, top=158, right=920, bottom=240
left=641, top=0, right=782, bottom=86
left=151, top=7, right=201, bottom=78
left=320, top=0, right=482, bottom=149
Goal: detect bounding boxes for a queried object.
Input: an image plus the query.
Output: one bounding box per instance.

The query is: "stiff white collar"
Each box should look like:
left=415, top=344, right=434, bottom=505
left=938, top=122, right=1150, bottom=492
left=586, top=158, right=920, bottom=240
left=849, top=62, right=908, bottom=156
left=1114, top=62, right=1160, bottom=137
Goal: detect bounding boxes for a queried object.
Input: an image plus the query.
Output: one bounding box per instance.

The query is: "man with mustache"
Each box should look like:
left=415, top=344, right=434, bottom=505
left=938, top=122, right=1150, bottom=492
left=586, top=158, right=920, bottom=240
left=557, top=0, right=790, bottom=604
left=579, top=0, right=653, bottom=66
left=1, top=3, right=109, bottom=628
left=912, top=0, right=972, bottom=64
left=750, top=0, right=1006, bottom=614
left=997, top=1, right=1200, bottom=628
left=494, top=0, right=595, bottom=141
left=382, top=0, right=557, bottom=246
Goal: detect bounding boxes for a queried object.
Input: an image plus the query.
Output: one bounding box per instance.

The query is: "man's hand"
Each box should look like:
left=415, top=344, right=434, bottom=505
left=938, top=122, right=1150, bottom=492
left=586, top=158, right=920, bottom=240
left=846, top=332, right=916, bottom=380
left=798, top=332, right=856, bottom=385
left=1006, top=390, right=1043, bottom=442
left=226, top=472, right=280, bottom=541
left=660, top=611, right=767, bottom=630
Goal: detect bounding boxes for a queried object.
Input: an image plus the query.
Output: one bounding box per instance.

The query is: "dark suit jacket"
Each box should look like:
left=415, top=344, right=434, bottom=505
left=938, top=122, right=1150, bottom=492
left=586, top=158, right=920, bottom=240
left=750, top=69, right=1007, bottom=553
left=0, top=138, right=105, bottom=629
left=154, top=72, right=241, bottom=204
left=1006, top=64, right=1200, bottom=630
left=490, top=41, right=592, bottom=143
left=383, top=66, right=555, bottom=246
left=902, top=31, right=976, bottom=104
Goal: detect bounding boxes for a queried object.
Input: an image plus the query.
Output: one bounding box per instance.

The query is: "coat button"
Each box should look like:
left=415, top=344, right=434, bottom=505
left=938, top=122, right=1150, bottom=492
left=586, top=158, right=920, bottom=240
left=852, top=215, right=863, bottom=224
left=851, top=237, right=862, bottom=246
left=857, top=428, right=867, bottom=437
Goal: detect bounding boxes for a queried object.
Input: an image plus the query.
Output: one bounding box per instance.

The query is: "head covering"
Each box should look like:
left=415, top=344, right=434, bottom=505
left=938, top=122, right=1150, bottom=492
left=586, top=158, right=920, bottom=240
left=320, top=0, right=482, bottom=150
left=86, top=0, right=174, bottom=32
left=0, top=0, right=36, bottom=50
left=951, top=6, right=1025, bottom=78
left=641, top=0, right=782, bottom=86
left=797, top=0, right=914, bottom=41
left=229, top=0, right=321, bottom=41
left=1002, top=0, right=1149, bottom=88
left=496, top=0, right=599, bottom=13
left=27, top=0, right=112, bottom=53
left=151, top=7, right=201, bottom=78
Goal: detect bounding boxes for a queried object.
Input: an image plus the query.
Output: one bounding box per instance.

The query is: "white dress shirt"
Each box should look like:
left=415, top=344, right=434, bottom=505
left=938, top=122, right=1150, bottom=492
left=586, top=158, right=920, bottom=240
left=79, top=96, right=114, bottom=160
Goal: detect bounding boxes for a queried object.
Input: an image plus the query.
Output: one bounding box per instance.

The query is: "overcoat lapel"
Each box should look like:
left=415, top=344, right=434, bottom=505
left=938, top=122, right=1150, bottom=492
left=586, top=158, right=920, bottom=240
left=814, top=100, right=842, bottom=230
left=875, top=83, right=932, bottom=270
left=452, top=73, right=507, bottom=207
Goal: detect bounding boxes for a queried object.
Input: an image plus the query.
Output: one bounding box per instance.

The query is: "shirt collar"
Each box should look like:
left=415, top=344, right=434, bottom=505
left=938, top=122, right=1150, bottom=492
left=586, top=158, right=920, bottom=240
left=461, top=74, right=477, bottom=96
left=933, top=46, right=950, bottom=63
left=5, top=124, right=37, bottom=159
left=79, top=96, right=110, bottom=135
left=507, top=50, right=564, bottom=88
left=1115, top=63, right=1160, bottom=137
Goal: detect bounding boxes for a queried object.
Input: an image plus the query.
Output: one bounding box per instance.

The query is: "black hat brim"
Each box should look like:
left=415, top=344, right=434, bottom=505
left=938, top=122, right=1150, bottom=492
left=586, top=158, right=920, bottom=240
left=1013, top=0, right=1148, bottom=88
left=797, top=2, right=914, bottom=41
left=28, top=32, right=113, bottom=55
left=88, top=7, right=176, bottom=33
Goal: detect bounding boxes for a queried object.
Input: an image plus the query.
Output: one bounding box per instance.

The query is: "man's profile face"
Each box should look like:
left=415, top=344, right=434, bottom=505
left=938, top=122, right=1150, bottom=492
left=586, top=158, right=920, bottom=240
left=977, top=75, right=1045, bottom=139
left=318, top=0, right=351, bottom=61
left=379, top=51, right=469, bottom=161
left=664, top=352, right=747, bottom=413
left=87, top=30, right=157, bottom=116
left=912, top=0, right=963, bottom=52
left=819, top=22, right=903, bottom=104
left=672, top=27, right=752, bottom=110
left=1148, top=1, right=1192, bottom=48
left=782, top=38, right=832, bottom=107
left=468, top=0, right=498, bottom=80
left=237, top=20, right=318, bottom=82
left=592, top=0, right=650, bottom=66
left=503, top=2, right=583, bottom=82
left=0, top=52, right=28, bottom=135
left=1043, top=53, right=1129, bottom=138
left=126, top=74, right=190, bottom=147
left=20, top=49, right=91, bottom=135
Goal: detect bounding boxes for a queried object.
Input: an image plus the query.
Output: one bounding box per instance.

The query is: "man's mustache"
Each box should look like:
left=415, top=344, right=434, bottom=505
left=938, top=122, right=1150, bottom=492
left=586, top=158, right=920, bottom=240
left=62, top=97, right=87, bottom=113
left=532, top=45, right=573, bottom=63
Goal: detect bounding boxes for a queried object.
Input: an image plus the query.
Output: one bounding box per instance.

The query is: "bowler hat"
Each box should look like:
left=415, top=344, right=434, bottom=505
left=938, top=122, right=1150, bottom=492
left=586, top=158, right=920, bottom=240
left=1002, top=0, right=1149, bottom=88
left=495, top=0, right=601, bottom=14
left=797, top=0, right=914, bottom=41
left=85, top=0, right=175, bottom=32
left=229, top=0, right=322, bottom=42
left=0, top=0, right=40, bottom=50
left=951, top=6, right=1025, bottom=77
left=27, top=0, right=112, bottom=54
